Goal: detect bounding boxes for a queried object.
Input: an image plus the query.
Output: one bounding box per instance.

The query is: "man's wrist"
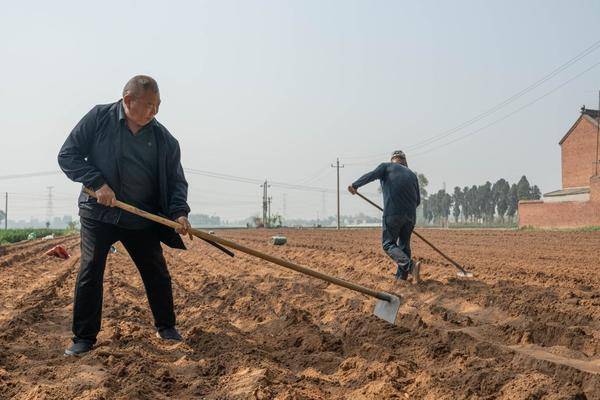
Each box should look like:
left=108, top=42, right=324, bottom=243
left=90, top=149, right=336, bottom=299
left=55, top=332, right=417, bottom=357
left=172, top=211, right=189, bottom=220
left=90, top=177, right=106, bottom=191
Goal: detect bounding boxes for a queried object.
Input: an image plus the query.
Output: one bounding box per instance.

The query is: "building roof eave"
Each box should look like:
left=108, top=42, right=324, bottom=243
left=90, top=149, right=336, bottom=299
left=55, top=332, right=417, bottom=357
left=543, top=187, right=591, bottom=197
left=559, top=115, right=582, bottom=145
left=559, top=114, right=599, bottom=145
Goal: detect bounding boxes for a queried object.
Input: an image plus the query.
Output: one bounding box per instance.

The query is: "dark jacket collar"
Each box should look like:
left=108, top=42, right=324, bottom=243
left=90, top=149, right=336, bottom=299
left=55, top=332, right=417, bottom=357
left=117, top=99, right=158, bottom=127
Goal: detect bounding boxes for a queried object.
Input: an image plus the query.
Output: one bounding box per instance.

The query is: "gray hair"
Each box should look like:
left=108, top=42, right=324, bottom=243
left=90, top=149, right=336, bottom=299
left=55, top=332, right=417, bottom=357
left=122, top=75, right=159, bottom=98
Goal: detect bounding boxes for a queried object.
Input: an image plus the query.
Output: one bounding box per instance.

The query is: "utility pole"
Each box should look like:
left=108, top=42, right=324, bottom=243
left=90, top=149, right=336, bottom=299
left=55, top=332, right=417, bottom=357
left=282, top=193, right=287, bottom=222
left=331, top=158, right=344, bottom=230
left=46, top=186, right=54, bottom=228
left=260, top=180, right=270, bottom=228
left=322, top=192, right=326, bottom=219
left=267, top=196, right=272, bottom=227
left=4, top=192, right=7, bottom=230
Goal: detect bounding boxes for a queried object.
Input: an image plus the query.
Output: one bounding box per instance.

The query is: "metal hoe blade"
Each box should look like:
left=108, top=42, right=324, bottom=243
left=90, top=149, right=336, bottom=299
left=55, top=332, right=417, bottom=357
left=373, top=294, right=402, bottom=324
left=457, top=270, right=474, bottom=278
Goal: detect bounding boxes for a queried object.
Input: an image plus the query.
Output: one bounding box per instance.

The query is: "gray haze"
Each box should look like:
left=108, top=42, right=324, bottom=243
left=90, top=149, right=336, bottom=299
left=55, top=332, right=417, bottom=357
left=1, top=0, right=600, bottom=223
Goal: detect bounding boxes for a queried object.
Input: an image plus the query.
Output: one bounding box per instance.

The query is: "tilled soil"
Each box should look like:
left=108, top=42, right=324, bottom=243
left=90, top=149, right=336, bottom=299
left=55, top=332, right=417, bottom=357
left=0, top=228, right=598, bottom=399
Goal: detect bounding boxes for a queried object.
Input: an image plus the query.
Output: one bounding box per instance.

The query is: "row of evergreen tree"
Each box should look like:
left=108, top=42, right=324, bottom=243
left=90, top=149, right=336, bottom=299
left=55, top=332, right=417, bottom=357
left=421, top=175, right=541, bottom=225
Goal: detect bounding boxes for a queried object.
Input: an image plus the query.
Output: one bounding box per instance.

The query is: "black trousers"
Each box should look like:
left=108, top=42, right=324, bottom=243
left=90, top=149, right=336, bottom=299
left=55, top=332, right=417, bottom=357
left=73, top=217, right=176, bottom=343
left=382, top=214, right=414, bottom=277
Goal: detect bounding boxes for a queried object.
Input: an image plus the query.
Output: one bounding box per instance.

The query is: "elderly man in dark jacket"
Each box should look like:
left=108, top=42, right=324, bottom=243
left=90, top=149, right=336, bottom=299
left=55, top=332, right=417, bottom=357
left=58, top=75, right=192, bottom=356
left=348, top=150, right=421, bottom=283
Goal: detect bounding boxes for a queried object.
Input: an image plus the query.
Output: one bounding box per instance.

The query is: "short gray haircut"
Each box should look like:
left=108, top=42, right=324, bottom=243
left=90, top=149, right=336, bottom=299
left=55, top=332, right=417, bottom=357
left=122, top=75, right=159, bottom=98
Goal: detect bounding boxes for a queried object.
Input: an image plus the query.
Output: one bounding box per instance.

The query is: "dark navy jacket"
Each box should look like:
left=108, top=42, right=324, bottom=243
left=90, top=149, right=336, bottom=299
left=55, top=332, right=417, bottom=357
left=352, top=162, right=420, bottom=220
left=57, top=100, right=190, bottom=249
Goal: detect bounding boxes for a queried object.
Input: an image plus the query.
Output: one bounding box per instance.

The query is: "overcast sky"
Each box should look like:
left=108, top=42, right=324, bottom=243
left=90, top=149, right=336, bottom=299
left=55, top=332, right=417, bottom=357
left=1, top=0, right=600, bottom=222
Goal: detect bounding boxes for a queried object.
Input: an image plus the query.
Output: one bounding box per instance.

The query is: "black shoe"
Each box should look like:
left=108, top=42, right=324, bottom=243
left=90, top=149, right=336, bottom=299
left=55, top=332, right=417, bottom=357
left=156, top=327, right=183, bottom=342
left=64, top=340, right=93, bottom=356
left=394, top=265, right=409, bottom=281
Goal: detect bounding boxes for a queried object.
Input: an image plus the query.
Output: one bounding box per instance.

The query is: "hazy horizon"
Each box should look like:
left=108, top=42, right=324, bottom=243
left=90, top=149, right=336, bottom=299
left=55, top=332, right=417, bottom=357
left=1, top=1, right=600, bottom=222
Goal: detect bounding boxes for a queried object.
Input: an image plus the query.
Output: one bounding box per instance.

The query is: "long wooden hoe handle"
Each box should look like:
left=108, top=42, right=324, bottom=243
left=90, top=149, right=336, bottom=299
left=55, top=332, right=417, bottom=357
left=84, top=188, right=393, bottom=302
left=83, top=189, right=233, bottom=257
left=355, top=192, right=470, bottom=275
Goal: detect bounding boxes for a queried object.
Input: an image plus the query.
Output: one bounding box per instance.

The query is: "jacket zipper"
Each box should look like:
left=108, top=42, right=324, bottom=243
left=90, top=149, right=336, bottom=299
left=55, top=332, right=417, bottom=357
left=114, top=119, right=124, bottom=225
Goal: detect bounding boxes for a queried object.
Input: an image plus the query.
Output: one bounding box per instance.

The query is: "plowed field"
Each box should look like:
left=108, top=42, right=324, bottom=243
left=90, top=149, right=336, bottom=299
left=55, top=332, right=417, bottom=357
left=0, top=228, right=598, bottom=399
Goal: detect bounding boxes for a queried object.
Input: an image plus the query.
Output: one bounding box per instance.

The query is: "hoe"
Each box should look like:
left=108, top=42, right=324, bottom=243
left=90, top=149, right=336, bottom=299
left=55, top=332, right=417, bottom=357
left=355, top=192, right=474, bottom=279
left=84, top=188, right=402, bottom=324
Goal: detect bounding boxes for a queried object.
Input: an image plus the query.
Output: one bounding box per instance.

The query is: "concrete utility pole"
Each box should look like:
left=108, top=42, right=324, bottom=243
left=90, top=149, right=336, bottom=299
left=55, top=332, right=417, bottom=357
left=260, top=180, right=270, bottom=228
left=46, top=186, right=54, bottom=227
left=282, top=193, right=287, bottom=222
left=267, top=196, right=272, bottom=227
left=331, top=158, right=344, bottom=230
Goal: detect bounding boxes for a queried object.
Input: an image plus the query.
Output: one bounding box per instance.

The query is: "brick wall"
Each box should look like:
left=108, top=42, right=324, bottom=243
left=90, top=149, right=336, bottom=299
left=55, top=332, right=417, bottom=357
left=561, top=116, right=598, bottom=188
left=519, top=174, right=600, bottom=228
left=518, top=199, right=600, bottom=228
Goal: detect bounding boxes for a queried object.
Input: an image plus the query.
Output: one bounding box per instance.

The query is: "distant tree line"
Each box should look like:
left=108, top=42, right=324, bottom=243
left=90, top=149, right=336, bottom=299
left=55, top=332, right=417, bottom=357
left=263, top=212, right=381, bottom=228
left=188, top=213, right=221, bottom=227
left=421, top=175, right=541, bottom=226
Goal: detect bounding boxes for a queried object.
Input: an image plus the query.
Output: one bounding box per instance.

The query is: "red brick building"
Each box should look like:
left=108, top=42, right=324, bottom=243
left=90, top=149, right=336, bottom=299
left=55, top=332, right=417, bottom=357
left=519, top=107, right=600, bottom=228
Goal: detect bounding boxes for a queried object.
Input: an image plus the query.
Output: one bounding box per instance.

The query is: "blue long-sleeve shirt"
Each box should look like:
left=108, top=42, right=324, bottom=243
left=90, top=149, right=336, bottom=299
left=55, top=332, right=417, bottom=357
left=352, top=162, right=420, bottom=219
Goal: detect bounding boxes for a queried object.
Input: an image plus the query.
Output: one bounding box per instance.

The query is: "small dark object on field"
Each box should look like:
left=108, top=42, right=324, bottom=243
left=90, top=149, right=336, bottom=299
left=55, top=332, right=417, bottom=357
left=270, top=235, right=287, bottom=245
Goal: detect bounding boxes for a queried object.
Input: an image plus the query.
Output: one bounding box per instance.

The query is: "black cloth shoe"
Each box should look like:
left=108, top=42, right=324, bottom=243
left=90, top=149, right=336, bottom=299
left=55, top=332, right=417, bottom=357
left=394, top=265, right=409, bottom=281
left=64, top=340, right=93, bottom=356
left=156, top=327, right=183, bottom=341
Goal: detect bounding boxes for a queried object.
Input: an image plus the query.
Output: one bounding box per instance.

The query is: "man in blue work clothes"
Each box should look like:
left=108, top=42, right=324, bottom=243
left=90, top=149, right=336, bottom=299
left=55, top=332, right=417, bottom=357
left=58, top=75, right=192, bottom=356
left=348, top=150, right=421, bottom=283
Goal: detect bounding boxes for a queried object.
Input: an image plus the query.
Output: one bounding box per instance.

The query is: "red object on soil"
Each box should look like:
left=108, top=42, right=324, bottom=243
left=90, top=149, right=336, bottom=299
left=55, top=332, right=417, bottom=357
left=44, top=245, right=70, bottom=259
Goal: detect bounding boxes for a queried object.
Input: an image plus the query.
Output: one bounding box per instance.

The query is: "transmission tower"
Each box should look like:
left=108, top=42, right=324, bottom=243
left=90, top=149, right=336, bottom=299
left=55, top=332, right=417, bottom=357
left=46, top=186, right=54, bottom=227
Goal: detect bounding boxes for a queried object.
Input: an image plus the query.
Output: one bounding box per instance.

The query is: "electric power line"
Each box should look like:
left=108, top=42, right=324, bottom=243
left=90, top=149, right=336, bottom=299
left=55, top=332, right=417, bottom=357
left=185, top=167, right=350, bottom=194
left=342, top=59, right=600, bottom=165
left=295, top=165, right=331, bottom=185
left=0, top=171, right=61, bottom=180
left=405, top=39, right=600, bottom=153
left=342, top=38, right=600, bottom=161
left=410, top=59, right=600, bottom=158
